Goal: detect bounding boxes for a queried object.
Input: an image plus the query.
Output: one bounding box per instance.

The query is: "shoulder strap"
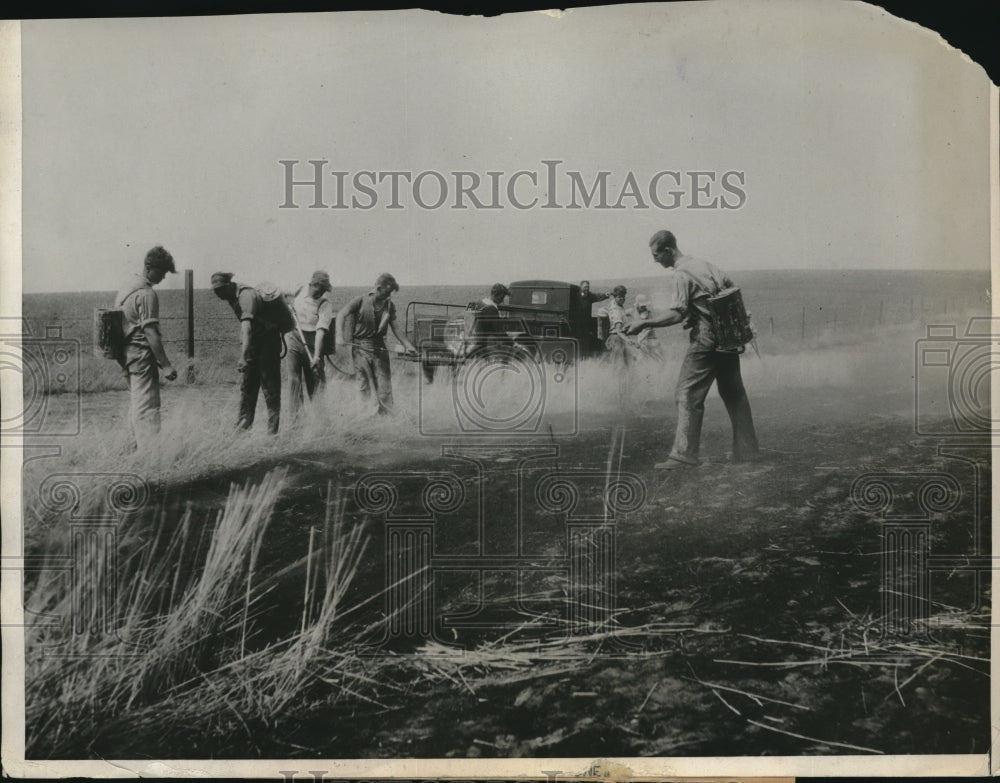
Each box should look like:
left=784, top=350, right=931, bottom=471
left=377, top=300, right=393, bottom=336
left=706, top=263, right=729, bottom=296
left=115, top=284, right=148, bottom=308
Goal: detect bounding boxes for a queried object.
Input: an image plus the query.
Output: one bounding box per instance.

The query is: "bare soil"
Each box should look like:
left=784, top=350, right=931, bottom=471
left=53, top=379, right=989, bottom=759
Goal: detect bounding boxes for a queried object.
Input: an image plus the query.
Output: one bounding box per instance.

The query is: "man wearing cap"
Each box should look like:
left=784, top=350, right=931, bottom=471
left=626, top=230, right=759, bottom=468
left=212, top=272, right=282, bottom=434
left=115, top=246, right=179, bottom=449
left=286, top=271, right=335, bottom=417
left=598, top=285, right=631, bottom=367
left=335, top=272, right=417, bottom=415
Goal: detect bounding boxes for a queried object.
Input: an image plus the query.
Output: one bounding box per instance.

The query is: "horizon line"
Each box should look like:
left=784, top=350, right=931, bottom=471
left=21, top=266, right=990, bottom=296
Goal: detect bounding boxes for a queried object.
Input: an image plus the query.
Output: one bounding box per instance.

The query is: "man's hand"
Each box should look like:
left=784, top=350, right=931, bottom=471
left=237, top=356, right=248, bottom=373
left=162, top=364, right=178, bottom=381
left=310, top=355, right=323, bottom=372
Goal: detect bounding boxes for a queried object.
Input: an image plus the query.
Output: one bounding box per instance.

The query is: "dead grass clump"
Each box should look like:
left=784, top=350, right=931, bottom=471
left=24, top=470, right=379, bottom=758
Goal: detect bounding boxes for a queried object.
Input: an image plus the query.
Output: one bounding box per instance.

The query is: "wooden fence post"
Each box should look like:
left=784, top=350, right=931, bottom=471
left=185, top=269, right=195, bottom=383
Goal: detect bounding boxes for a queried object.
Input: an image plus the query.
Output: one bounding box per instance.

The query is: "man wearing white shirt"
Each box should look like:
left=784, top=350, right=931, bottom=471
left=286, top=270, right=335, bottom=417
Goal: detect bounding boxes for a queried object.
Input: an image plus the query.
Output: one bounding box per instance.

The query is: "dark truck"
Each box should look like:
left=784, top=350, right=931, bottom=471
left=403, top=280, right=606, bottom=382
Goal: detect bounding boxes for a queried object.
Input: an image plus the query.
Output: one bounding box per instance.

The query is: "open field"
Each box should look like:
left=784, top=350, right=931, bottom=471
left=18, top=269, right=989, bottom=395
left=16, top=270, right=993, bottom=760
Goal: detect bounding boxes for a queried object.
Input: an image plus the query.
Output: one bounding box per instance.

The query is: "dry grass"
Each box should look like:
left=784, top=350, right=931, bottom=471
left=27, top=462, right=683, bottom=757
left=24, top=469, right=380, bottom=758
left=52, top=351, right=240, bottom=396
left=19, top=308, right=990, bottom=757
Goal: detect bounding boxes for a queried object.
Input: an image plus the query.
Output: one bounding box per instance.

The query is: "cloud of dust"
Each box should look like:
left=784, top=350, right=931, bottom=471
left=22, top=321, right=931, bottom=512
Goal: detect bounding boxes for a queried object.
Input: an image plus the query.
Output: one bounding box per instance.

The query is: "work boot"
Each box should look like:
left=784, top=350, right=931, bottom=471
left=654, top=456, right=699, bottom=470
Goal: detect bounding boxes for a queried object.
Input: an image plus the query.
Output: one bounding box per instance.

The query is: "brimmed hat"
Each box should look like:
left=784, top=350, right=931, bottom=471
left=210, top=272, right=234, bottom=289
left=310, top=271, right=332, bottom=292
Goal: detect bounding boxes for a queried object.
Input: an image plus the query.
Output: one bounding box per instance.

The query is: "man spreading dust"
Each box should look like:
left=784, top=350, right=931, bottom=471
left=115, top=246, right=179, bottom=449
left=336, top=272, right=416, bottom=415
left=212, top=272, right=283, bottom=434
left=627, top=230, right=759, bottom=469
left=600, top=285, right=631, bottom=364
left=286, top=270, right=335, bottom=417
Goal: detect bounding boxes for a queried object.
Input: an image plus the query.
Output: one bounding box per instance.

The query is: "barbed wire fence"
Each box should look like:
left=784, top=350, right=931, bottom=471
left=24, top=279, right=989, bottom=375
left=757, top=294, right=986, bottom=342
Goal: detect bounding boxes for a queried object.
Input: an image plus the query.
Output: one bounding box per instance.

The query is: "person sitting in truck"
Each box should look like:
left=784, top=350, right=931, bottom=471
left=468, top=283, right=512, bottom=356
left=474, top=283, right=509, bottom=323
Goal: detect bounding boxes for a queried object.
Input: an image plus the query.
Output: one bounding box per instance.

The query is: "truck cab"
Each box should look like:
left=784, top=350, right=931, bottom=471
left=404, top=279, right=605, bottom=381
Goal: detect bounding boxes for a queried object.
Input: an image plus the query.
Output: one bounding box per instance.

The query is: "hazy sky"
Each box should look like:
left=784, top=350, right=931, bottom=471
left=20, top=1, right=994, bottom=293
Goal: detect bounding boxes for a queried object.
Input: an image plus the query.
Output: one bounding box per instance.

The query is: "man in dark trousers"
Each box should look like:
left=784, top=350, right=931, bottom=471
left=627, top=230, right=759, bottom=469
left=115, top=246, right=179, bottom=449
left=335, top=272, right=416, bottom=415
left=212, top=272, right=283, bottom=434
left=576, top=280, right=610, bottom=353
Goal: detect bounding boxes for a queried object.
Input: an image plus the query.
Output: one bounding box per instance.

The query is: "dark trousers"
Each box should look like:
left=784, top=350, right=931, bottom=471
left=238, top=346, right=281, bottom=434
left=669, top=348, right=759, bottom=463
left=285, top=330, right=326, bottom=417
left=353, top=344, right=393, bottom=414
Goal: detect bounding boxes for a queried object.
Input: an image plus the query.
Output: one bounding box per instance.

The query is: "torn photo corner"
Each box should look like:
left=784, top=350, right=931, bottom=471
left=1, top=1, right=997, bottom=779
